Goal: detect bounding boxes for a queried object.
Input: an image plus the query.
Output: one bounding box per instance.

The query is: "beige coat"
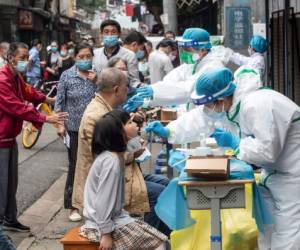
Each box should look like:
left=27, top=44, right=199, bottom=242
left=72, top=94, right=149, bottom=213
left=124, top=154, right=150, bottom=214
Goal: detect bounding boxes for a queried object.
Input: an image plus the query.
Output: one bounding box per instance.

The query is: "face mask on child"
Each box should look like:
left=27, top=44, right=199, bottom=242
left=127, top=136, right=142, bottom=153
left=136, top=148, right=151, bottom=163
left=127, top=136, right=151, bottom=162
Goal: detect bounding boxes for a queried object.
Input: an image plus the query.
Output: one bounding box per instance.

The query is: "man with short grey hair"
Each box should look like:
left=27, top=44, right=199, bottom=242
left=72, top=68, right=171, bottom=237
left=0, top=42, right=67, bottom=233
left=72, top=67, right=129, bottom=210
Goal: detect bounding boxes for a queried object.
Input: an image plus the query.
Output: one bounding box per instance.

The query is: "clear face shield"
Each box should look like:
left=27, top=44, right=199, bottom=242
left=177, top=39, right=200, bottom=64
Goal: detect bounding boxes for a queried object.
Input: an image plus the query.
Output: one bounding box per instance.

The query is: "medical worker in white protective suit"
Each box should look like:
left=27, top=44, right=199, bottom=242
left=123, top=28, right=225, bottom=111
left=143, top=66, right=261, bottom=144
left=229, top=35, right=267, bottom=78
left=145, top=67, right=300, bottom=250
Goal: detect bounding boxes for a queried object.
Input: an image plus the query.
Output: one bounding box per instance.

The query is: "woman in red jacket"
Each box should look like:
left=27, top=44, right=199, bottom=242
left=0, top=42, right=68, bottom=232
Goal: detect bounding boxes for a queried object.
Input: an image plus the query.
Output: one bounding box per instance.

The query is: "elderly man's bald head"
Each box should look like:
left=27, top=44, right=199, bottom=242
left=97, top=68, right=129, bottom=106
left=97, top=67, right=128, bottom=93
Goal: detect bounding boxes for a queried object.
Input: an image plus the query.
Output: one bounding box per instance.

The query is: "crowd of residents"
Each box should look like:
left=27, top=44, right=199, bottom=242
left=0, top=19, right=180, bottom=250
left=0, top=15, right=273, bottom=249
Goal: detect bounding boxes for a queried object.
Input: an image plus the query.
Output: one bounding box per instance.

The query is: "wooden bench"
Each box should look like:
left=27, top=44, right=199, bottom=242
left=60, top=227, right=99, bottom=250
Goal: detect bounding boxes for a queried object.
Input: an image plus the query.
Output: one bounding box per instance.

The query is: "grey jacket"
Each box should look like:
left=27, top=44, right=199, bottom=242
left=83, top=151, right=134, bottom=234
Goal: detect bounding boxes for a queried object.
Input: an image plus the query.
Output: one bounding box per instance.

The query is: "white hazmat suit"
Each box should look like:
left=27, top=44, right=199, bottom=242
left=166, top=67, right=300, bottom=249
left=230, top=51, right=265, bottom=78
left=148, top=52, right=225, bottom=107
left=167, top=66, right=262, bottom=144
left=236, top=89, right=300, bottom=250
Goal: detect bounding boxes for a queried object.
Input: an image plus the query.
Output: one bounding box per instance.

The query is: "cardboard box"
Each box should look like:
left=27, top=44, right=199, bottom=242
left=158, top=108, right=177, bottom=123
left=184, top=156, right=230, bottom=180
left=145, top=108, right=177, bottom=125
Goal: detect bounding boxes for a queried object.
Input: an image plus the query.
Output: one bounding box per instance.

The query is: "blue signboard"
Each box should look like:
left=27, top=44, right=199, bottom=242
left=226, top=7, right=251, bottom=49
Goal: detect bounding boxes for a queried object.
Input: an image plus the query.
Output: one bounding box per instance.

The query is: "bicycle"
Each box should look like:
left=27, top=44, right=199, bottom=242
left=21, top=81, right=58, bottom=149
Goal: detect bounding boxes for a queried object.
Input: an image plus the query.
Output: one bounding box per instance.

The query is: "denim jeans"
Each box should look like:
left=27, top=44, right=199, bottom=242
left=0, top=227, right=16, bottom=250
left=143, top=173, right=171, bottom=237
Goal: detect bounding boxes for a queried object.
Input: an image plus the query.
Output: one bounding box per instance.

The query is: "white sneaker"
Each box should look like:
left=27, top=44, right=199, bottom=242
left=69, top=211, right=82, bottom=222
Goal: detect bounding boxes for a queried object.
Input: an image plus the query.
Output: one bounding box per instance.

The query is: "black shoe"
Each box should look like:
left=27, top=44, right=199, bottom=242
left=3, top=220, right=30, bottom=232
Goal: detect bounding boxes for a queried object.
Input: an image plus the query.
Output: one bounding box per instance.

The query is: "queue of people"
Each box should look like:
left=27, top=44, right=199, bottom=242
left=2, top=15, right=295, bottom=250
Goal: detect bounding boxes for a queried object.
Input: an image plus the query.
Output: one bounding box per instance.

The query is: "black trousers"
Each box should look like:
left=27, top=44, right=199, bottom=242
left=0, top=143, right=18, bottom=223
left=64, top=131, right=78, bottom=209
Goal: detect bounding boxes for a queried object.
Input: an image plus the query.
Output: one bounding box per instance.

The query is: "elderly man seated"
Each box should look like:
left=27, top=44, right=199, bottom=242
left=72, top=68, right=171, bottom=236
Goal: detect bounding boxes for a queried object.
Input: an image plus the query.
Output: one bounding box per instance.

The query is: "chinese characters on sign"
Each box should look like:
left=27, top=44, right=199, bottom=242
left=226, top=7, right=251, bottom=49
left=233, top=10, right=245, bottom=47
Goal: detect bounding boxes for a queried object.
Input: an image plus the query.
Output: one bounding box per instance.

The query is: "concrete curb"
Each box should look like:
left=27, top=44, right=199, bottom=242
left=17, top=173, right=67, bottom=250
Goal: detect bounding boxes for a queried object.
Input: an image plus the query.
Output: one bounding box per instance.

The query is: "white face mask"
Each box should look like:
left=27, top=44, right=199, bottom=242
left=248, top=47, right=254, bottom=56
left=136, top=148, right=151, bottom=163
left=203, top=104, right=226, bottom=120
left=168, top=54, right=176, bottom=61
left=192, top=53, right=200, bottom=62
left=127, top=136, right=142, bottom=153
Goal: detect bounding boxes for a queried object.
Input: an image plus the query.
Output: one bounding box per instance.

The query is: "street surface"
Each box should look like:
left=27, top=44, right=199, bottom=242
left=7, top=123, right=163, bottom=248
left=7, top=123, right=68, bottom=247
left=16, top=123, right=68, bottom=215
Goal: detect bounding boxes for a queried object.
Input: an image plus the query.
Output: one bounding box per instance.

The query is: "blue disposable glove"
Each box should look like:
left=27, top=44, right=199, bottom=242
left=169, top=150, right=187, bottom=173
left=210, top=128, right=240, bottom=149
left=137, top=86, right=154, bottom=98
left=144, top=121, right=170, bottom=138
left=123, top=95, right=144, bottom=112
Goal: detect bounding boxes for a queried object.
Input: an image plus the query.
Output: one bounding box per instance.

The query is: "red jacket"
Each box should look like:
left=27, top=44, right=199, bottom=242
left=0, top=64, right=46, bottom=148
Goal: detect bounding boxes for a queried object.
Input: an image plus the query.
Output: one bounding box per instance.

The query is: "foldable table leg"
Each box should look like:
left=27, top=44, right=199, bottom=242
left=211, top=198, right=222, bottom=250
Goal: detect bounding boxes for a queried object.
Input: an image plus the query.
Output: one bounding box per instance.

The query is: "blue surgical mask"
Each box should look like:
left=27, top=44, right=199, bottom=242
left=103, top=35, right=119, bottom=47
left=76, top=60, right=92, bottom=71
left=51, top=47, right=58, bottom=53
left=136, top=50, right=145, bottom=59
left=203, top=104, right=226, bottom=120
left=16, top=60, right=28, bottom=73
left=60, top=51, right=67, bottom=57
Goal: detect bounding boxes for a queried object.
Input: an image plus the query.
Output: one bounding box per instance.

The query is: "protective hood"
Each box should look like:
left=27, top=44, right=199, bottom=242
left=180, top=28, right=212, bottom=50
left=191, top=67, right=236, bottom=105
left=250, top=35, right=268, bottom=53
left=228, top=66, right=262, bottom=117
